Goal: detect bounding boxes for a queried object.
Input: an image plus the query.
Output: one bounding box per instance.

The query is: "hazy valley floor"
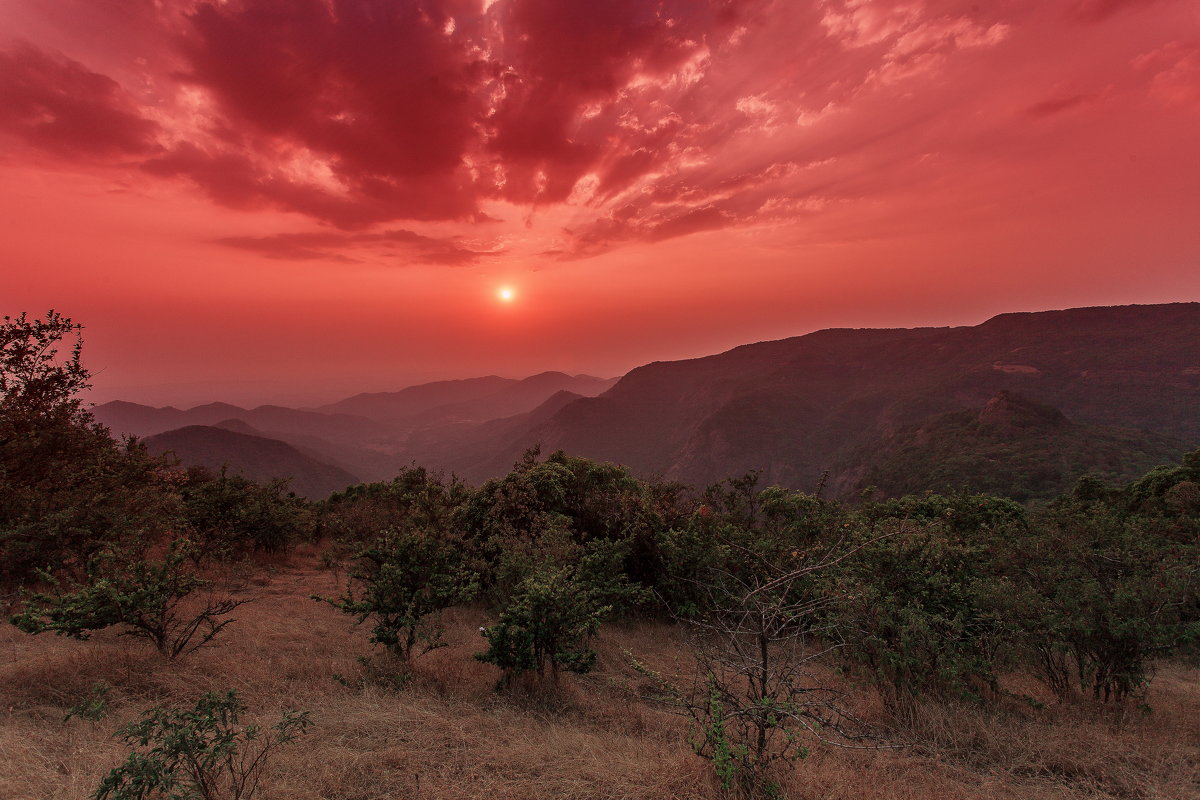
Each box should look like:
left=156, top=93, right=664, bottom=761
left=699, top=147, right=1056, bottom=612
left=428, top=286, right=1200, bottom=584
left=3, top=548, right=1198, bottom=800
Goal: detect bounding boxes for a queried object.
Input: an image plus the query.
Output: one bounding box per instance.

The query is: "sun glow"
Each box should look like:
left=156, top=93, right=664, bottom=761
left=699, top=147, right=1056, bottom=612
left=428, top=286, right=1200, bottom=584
left=497, top=286, right=516, bottom=302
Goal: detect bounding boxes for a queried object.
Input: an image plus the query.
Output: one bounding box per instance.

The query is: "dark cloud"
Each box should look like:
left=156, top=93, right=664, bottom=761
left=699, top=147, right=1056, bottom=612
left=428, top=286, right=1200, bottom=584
left=1069, top=0, right=1165, bottom=21
left=595, top=149, right=658, bottom=201
left=0, top=1, right=794, bottom=246
left=482, top=0, right=747, bottom=203
left=1026, top=93, right=1098, bottom=117
left=13, top=0, right=1166, bottom=266
left=215, top=228, right=486, bottom=266
left=173, top=0, right=487, bottom=225
left=557, top=199, right=746, bottom=260
left=0, top=43, right=160, bottom=159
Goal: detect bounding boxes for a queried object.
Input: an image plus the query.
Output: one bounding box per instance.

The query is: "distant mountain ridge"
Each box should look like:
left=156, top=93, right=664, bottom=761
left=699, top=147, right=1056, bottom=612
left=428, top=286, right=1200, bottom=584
left=94, top=304, right=1200, bottom=500
left=94, top=400, right=381, bottom=442
left=314, top=371, right=618, bottom=424
left=831, top=390, right=1185, bottom=500
left=406, top=303, right=1200, bottom=496
left=143, top=425, right=360, bottom=499
left=93, top=371, right=621, bottom=491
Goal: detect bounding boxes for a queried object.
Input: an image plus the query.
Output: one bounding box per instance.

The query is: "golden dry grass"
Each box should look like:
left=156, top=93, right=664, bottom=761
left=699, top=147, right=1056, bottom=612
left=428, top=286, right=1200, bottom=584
left=2, top=552, right=1197, bottom=800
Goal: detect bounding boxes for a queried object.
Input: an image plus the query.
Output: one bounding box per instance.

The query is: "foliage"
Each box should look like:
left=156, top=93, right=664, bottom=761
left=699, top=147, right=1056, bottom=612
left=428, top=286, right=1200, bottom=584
left=65, top=682, right=112, bottom=722
left=93, top=690, right=310, bottom=800
left=320, top=466, right=468, bottom=545
left=10, top=540, right=250, bottom=659
left=837, top=519, right=1013, bottom=704
left=1, top=310, right=89, bottom=422
left=656, top=475, right=848, bottom=618
left=180, top=468, right=312, bottom=561
left=476, top=565, right=610, bottom=685
left=671, top=512, right=879, bottom=798
left=844, top=394, right=1186, bottom=502
left=1, top=312, right=178, bottom=586
left=1004, top=491, right=1199, bottom=702
left=460, top=449, right=680, bottom=599
left=320, top=527, right=478, bottom=661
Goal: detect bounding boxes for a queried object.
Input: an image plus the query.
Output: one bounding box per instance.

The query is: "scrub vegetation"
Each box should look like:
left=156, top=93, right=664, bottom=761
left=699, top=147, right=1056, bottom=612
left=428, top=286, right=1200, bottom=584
left=3, top=313, right=1198, bottom=799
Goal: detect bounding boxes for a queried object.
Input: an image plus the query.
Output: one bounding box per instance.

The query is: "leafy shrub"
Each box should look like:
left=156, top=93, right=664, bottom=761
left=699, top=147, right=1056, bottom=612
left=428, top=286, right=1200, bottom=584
left=476, top=565, right=610, bottom=685
left=837, top=509, right=1016, bottom=705
left=320, top=527, right=478, bottom=661
left=656, top=477, right=847, bottom=618
left=644, top=503, right=881, bottom=798
left=320, top=466, right=467, bottom=544
left=93, top=690, right=310, bottom=800
left=11, top=540, right=250, bottom=659
left=1, top=312, right=178, bottom=586
left=180, top=469, right=312, bottom=560
left=65, top=682, right=112, bottom=722
left=460, top=449, right=676, bottom=598
left=1005, top=499, right=1199, bottom=702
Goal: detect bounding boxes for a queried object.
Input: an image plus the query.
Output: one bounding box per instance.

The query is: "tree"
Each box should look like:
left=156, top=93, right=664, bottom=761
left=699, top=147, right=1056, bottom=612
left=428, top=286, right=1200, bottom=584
left=1, top=310, right=89, bottom=424
left=11, top=540, right=250, bottom=659
left=94, top=690, right=310, bottom=800
left=320, top=527, right=478, bottom=662
left=1005, top=497, right=1199, bottom=702
left=181, top=468, right=312, bottom=561
left=1, top=312, right=176, bottom=585
left=836, top=494, right=1025, bottom=706
left=476, top=565, right=610, bottom=686
left=320, top=466, right=468, bottom=545
left=643, top=518, right=884, bottom=799
left=459, top=449, right=674, bottom=600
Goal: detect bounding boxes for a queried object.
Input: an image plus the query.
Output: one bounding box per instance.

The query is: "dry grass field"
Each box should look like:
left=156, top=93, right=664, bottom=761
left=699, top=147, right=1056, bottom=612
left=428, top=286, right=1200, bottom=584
left=3, top=547, right=1197, bottom=800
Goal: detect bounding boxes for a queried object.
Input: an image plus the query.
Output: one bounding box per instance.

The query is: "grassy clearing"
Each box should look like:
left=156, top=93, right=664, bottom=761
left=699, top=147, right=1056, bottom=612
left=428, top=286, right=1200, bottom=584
left=2, top=550, right=1197, bottom=800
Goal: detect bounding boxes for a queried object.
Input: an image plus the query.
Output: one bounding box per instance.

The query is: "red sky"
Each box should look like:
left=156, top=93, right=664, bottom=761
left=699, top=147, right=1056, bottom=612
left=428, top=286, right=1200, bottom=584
left=2, top=0, right=1198, bottom=407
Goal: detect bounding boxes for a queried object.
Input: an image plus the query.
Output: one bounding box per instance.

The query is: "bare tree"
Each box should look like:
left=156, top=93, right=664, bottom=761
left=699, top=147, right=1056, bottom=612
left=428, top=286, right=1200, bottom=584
left=637, top=536, right=894, bottom=799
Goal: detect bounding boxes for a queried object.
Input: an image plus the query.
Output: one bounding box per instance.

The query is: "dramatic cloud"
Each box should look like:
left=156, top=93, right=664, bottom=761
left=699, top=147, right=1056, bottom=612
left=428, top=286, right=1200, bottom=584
left=1, top=0, right=1197, bottom=404
left=0, top=43, right=161, bottom=159
left=0, top=0, right=1033, bottom=250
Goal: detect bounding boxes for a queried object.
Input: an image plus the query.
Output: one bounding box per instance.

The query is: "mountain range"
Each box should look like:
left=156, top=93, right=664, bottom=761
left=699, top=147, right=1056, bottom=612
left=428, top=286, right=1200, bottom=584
left=142, top=424, right=360, bottom=499
left=94, top=304, right=1200, bottom=500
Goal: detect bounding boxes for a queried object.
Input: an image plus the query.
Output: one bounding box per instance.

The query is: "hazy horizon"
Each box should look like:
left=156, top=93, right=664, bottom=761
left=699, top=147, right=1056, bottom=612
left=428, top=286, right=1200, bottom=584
left=73, top=299, right=1196, bottom=409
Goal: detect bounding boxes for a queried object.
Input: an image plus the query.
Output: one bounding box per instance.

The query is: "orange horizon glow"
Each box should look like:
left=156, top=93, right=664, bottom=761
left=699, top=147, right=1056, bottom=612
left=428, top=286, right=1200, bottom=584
left=1, top=0, right=1197, bottom=407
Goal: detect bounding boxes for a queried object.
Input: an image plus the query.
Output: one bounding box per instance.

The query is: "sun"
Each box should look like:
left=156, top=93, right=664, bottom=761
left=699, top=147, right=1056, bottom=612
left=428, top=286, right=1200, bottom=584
left=496, top=286, right=516, bottom=303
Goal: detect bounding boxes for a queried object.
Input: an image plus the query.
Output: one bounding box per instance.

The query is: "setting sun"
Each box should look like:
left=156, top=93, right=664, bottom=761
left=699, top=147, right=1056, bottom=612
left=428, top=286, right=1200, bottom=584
left=497, top=286, right=515, bottom=303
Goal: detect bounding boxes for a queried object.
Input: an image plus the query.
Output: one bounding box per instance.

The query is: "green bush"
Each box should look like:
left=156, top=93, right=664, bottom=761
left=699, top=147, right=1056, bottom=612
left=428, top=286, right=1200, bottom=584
left=2, top=311, right=178, bottom=586
left=93, top=690, right=310, bottom=800
left=180, top=469, right=312, bottom=560
left=836, top=507, right=1017, bottom=704
left=656, top=477, right=847, bottom=618
left=11, top=540, right=249, bottom=659
left=320, top=466, right=467, bottom=545
left=320, top=527, right=478, bottom=661
left=476, top=565, right=610, bottom=685
left=459, top=449, right=676, bottom=599
left=1005, top=498, right=1199, bottom=702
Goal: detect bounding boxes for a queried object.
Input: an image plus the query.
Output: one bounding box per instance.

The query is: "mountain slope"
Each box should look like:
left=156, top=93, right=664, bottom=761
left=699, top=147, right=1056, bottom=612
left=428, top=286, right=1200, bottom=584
left=93, top=401, right=383, bottom=446
left=403, top=372, right=618, bottom=426
left=401, top=390, right=589, bottom=477
left=316, top=372, right=617, bottom=426
left=428, top=303, right=1200, bottom=492
left=143, top=425, right=361, bottom=499
left=833, top=391, right=1187, bottom=501
left=316, top=376, right=515, bottom=423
